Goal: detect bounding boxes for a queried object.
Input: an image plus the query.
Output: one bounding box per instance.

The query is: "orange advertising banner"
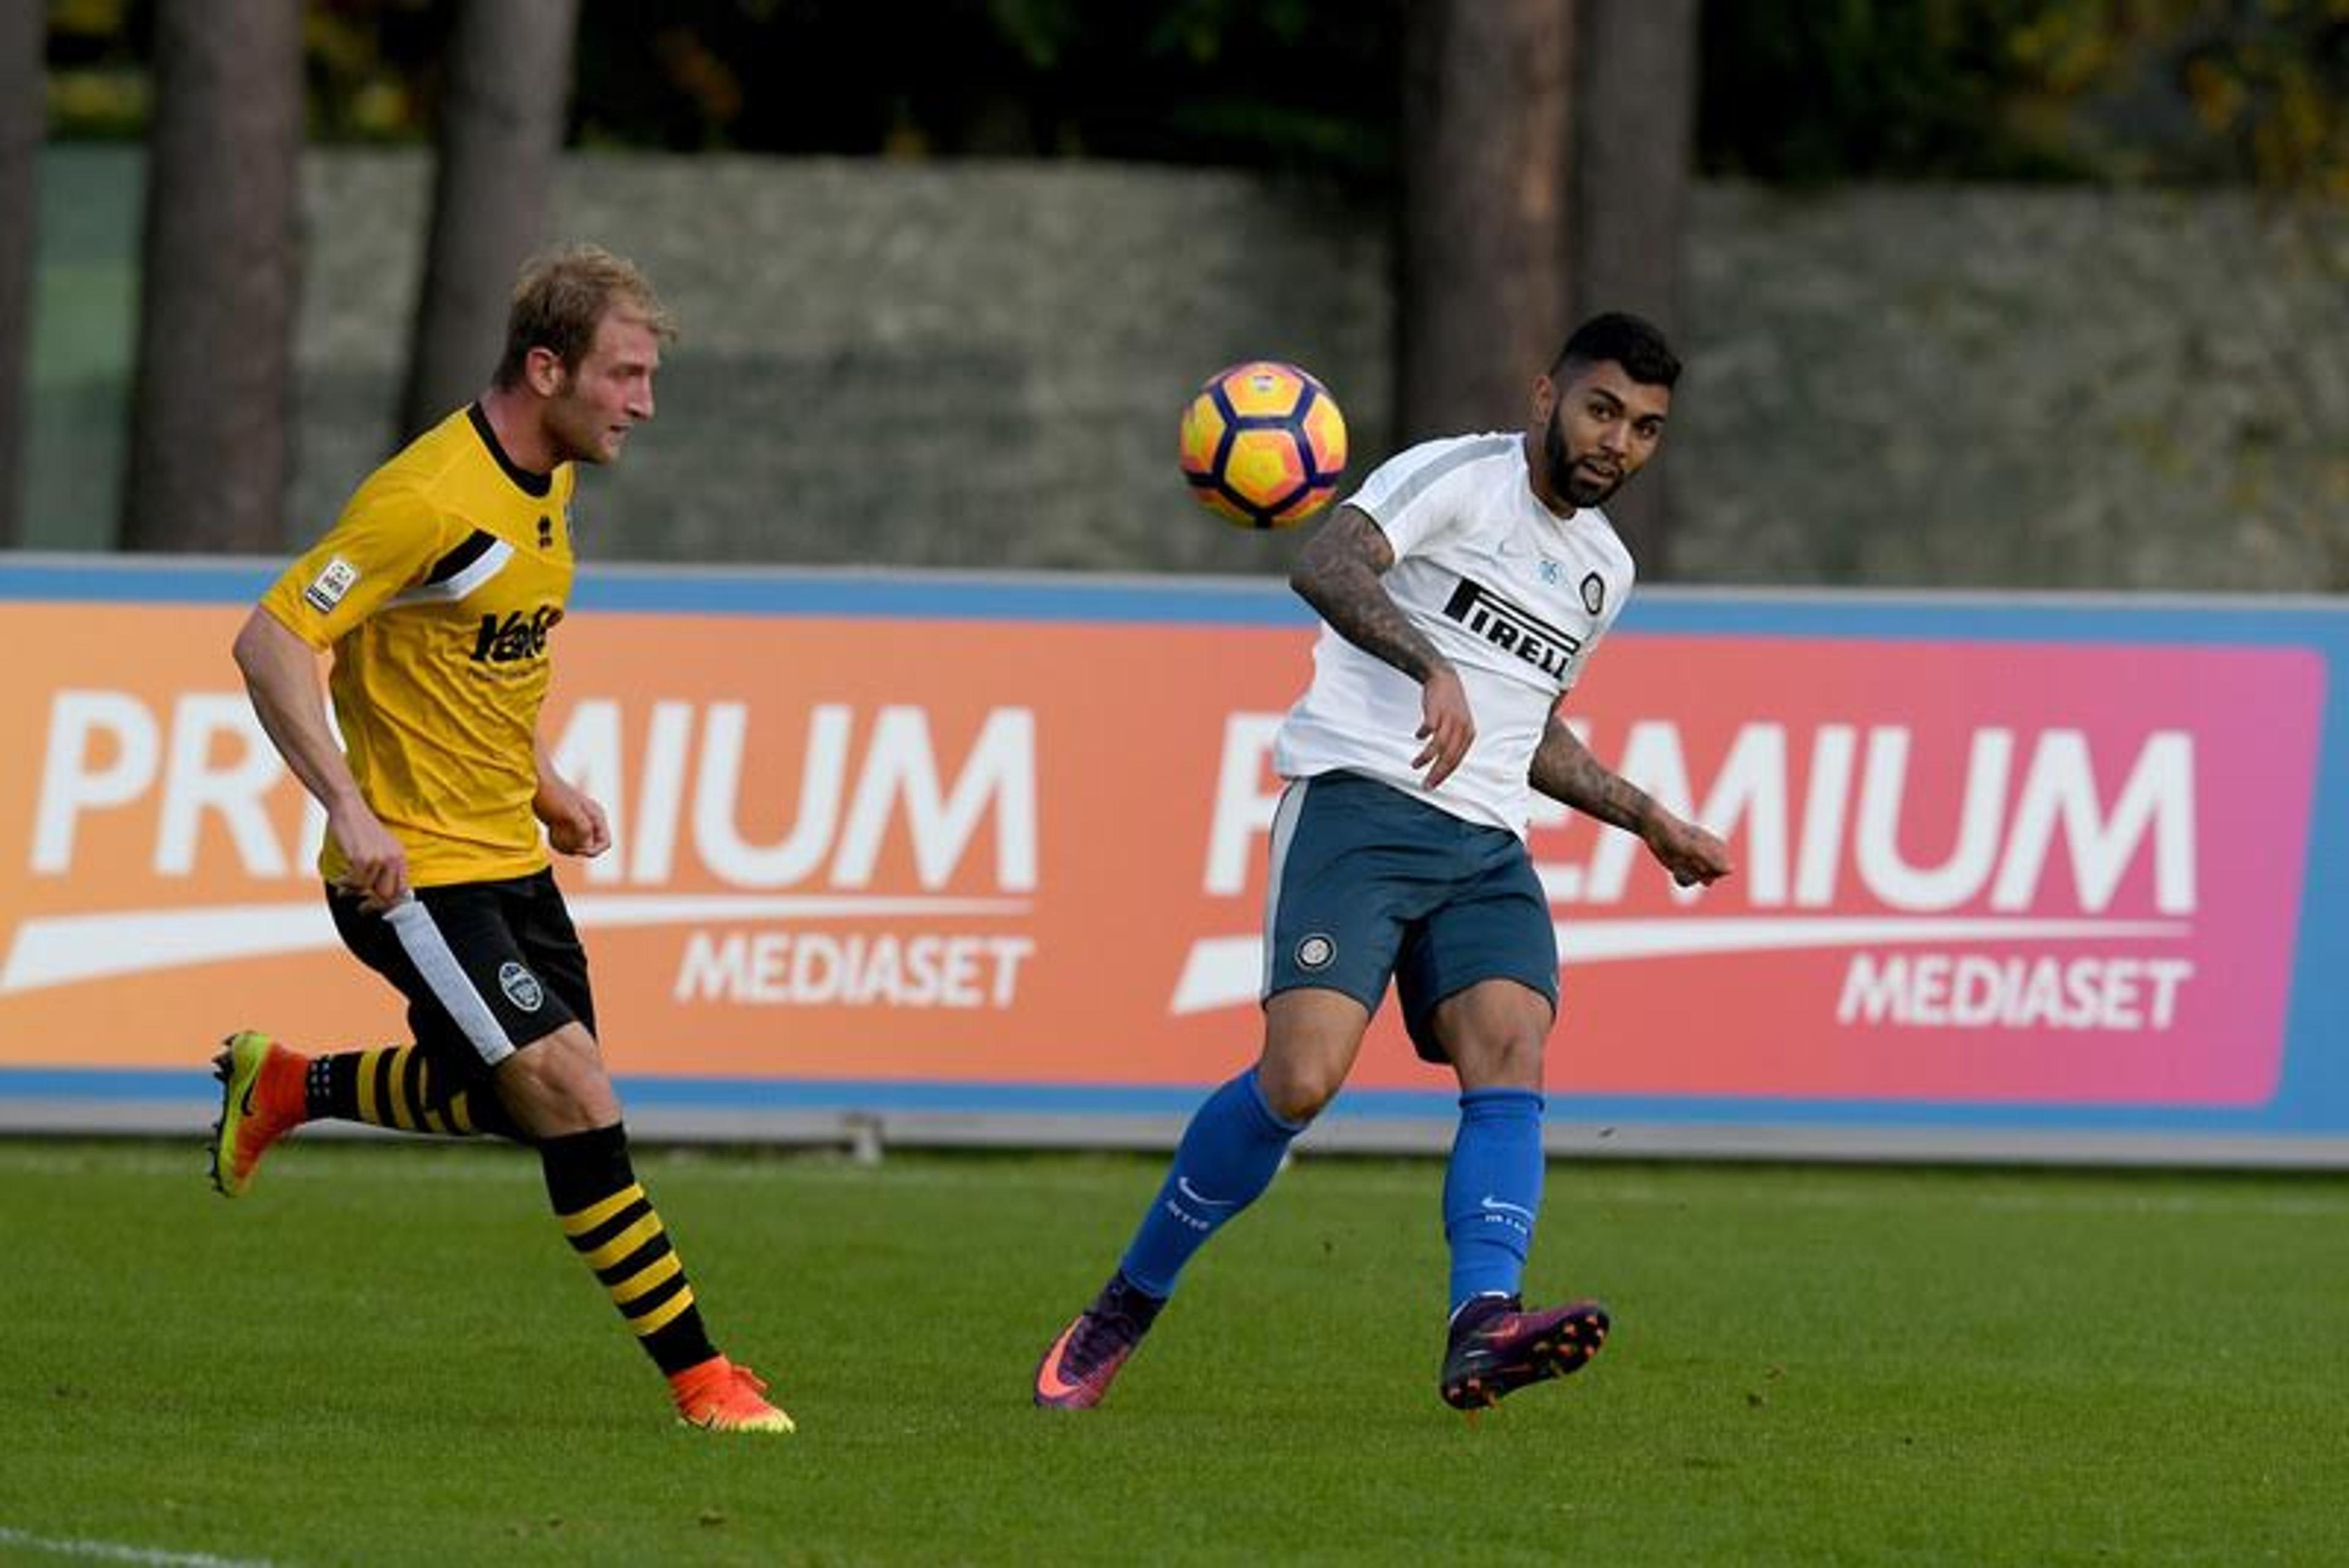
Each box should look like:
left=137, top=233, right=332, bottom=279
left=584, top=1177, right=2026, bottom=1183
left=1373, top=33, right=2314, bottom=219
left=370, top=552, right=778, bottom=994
left=1, top=572, right=1333, bottom=1094
left=6, top=561, right=2348, bottom=1152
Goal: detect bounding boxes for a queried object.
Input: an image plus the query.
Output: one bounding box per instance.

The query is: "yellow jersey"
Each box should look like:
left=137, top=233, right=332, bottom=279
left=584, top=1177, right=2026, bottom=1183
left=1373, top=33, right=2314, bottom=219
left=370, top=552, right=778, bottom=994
left=260, top=405, right=577, bottom=888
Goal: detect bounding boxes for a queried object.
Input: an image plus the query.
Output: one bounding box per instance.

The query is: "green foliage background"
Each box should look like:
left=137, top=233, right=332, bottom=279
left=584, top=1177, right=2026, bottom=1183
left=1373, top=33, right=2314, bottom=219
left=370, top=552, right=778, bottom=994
left=39, top=0, right=2349, bottom=191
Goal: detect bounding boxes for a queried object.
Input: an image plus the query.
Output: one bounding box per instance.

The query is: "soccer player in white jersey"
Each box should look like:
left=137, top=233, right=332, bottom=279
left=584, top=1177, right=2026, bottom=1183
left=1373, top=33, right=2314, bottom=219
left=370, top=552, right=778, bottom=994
left=1036, top=313, right=1735, bottom=1413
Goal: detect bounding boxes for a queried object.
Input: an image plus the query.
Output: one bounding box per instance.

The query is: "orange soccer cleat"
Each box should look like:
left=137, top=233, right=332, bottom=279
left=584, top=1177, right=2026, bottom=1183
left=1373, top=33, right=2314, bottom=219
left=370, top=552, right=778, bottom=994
left=669, top=1354, right=797, bottom=1435
left=209, top=1031, right=310, bottom=1198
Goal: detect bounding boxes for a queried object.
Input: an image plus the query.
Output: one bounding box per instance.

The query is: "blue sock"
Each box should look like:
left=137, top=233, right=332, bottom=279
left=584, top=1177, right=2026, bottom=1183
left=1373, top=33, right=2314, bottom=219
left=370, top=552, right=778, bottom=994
left=1118, top=1068, right=1305, bottom=1299
left=1442, top=1087, right=1546, bottom=1313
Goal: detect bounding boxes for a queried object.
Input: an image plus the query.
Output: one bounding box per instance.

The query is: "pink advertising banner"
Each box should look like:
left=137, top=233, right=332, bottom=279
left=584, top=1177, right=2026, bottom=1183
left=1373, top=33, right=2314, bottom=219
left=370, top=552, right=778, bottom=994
left=0, top=565, right=2331, bottom=1132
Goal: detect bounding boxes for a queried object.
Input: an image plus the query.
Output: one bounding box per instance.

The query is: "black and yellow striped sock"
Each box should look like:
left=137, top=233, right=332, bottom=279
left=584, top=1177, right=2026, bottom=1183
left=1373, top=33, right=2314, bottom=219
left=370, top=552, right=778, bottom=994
left=540, top=1123, right=720, bottom=1375
left=303, top=1046, right=518, bottom=1139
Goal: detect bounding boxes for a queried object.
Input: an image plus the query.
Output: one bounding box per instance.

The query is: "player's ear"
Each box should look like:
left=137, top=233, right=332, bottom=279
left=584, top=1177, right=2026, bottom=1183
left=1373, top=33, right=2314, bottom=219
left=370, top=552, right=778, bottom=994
left=1530, top=373, right=1558, bottom=426
left=524, top=344, right=568, bottom=397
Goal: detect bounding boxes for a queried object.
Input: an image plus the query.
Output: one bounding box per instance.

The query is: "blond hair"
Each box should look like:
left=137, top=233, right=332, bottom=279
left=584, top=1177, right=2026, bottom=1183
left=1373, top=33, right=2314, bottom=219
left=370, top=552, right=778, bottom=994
left=492, top=243, right=676, bottom=388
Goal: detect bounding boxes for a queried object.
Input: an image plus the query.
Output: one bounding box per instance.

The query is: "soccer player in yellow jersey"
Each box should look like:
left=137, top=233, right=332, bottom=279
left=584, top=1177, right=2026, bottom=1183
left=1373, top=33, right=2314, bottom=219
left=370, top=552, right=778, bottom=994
left=211, top=245, right=792, bottom=1436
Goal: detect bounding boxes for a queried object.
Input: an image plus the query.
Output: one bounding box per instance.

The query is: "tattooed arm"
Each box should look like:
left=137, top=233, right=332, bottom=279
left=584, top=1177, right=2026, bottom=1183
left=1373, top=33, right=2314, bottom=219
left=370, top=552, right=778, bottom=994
left=1290, top=507, right=1439, bottom=677
left=1290, top=507, right=1474, bottom=788
left=1528, top=711, right=1652, bottom=833
left=1530, top=712, right=1735, bottom=888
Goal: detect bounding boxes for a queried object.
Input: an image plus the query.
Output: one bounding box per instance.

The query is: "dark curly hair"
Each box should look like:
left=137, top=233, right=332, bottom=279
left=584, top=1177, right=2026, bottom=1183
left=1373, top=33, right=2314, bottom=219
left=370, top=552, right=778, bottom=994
left=1549, top=312, right=1680, bottom=388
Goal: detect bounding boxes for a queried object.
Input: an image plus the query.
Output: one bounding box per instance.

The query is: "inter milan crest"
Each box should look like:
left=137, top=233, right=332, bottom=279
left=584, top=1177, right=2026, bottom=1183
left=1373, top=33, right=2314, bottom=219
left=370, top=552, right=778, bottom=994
left=1580, top=572, right=1606, bottom=616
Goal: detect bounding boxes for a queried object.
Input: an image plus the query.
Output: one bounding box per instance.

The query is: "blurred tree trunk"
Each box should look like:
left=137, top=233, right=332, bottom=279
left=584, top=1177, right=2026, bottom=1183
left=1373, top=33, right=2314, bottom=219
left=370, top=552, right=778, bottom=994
left=120, top=0, right=303, bottom=553
left=397, top=0, right=580, bottom=440
left=0, top=0, right=45, bottom=546
left=1398, top=0, right=1578, bottom=443
left=1573, top=0, right=1698, bottom=576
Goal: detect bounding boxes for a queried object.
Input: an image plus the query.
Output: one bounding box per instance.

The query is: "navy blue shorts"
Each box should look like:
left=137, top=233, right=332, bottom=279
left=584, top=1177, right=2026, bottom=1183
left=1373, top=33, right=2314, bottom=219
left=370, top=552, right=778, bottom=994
left=1261, top=771, right=1558, bottom=1063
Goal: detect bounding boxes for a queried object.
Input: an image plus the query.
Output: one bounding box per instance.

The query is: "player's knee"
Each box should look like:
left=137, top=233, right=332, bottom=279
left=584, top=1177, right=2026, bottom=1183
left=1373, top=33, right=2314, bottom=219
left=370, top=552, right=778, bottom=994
left=1455, top=1030, right=1546, bottom=1091
left=499, top=1029, right=621, bottom=1134
left=1257, top=1057, right=1342, bottom=1123
left=554, top=1076, right=622, bottom=1127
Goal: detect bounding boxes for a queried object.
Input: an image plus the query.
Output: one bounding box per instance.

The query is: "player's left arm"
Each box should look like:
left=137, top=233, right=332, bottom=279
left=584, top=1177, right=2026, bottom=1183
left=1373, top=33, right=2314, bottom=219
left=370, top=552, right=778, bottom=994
left=532, top=730, right=611, bottom=858
left=1529, top=712, right=1734, bottom=888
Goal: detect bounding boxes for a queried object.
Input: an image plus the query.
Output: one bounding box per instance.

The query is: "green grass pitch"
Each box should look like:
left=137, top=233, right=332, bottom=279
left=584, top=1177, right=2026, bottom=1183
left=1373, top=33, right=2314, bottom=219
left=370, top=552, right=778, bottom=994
left=2, top=1138, right=2344, bottom=1566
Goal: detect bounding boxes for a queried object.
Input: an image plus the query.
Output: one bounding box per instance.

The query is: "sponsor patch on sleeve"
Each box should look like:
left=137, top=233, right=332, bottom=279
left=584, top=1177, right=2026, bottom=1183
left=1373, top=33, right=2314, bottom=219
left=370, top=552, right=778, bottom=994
left=302, top=556, right=360, bottom=614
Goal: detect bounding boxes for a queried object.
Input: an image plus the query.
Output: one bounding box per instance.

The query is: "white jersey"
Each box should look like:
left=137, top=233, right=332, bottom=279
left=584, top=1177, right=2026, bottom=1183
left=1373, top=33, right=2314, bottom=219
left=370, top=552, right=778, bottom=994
left=1272, top=432, right=1635, bottom=836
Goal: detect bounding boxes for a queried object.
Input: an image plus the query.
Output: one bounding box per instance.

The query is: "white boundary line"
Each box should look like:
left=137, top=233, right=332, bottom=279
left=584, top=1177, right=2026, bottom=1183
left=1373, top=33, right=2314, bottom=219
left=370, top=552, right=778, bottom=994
left=0, top=1526, right=273, bottom=1567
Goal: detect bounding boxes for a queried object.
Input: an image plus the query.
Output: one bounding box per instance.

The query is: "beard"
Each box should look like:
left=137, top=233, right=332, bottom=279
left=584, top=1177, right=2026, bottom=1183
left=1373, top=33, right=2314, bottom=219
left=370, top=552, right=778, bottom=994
left=1543, top=416, right=1620, bottom=508
left=549, top=402, right=617, bottom=467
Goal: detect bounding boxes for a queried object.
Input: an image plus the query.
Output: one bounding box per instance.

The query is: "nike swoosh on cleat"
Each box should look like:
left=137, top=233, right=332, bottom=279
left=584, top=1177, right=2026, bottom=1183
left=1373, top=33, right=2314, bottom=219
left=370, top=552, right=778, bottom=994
left=1035, top=1324, right=1086, bottom=1399
left=237, top=1077, right=258, bottom=1118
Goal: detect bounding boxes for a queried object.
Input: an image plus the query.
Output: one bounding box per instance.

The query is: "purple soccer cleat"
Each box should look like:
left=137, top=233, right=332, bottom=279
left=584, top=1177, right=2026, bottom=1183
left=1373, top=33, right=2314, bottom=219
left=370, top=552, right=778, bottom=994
left=1033, top=1274, right=1162, bottom=1411
left=1439, top=1295, right=1611, bottom=1411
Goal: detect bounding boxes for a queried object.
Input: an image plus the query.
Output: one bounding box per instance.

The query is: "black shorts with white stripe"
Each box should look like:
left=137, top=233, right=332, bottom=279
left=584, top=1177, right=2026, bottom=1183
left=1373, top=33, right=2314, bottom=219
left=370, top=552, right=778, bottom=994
left=327, top=868, right=596, bottom=1083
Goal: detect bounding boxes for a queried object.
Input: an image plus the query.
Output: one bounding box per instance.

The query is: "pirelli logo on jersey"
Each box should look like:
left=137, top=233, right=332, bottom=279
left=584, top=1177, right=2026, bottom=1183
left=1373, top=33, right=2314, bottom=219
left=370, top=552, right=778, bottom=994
left=1441, top=577, right=1581, bottom=679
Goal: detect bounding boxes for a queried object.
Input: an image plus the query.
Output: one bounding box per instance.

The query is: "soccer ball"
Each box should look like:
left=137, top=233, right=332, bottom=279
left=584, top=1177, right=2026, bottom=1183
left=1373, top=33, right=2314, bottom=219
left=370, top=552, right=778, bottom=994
left=1178, top=360, right=1348, bottom=529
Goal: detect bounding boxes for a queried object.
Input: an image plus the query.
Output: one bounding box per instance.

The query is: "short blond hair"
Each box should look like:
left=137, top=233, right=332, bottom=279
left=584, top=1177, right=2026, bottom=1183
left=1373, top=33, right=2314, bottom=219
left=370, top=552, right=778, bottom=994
left=493, top=243, right=676, bottom=388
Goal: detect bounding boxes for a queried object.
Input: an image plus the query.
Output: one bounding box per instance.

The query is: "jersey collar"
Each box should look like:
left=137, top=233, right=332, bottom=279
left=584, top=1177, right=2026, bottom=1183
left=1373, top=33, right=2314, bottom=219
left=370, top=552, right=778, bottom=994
left=467, top=403, right=556, bottom=499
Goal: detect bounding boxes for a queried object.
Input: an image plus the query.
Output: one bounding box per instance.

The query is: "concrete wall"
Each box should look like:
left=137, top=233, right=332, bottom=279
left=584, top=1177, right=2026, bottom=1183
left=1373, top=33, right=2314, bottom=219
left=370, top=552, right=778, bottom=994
left=1676, top=184, right=2349, bottom=592
left=291, top=153, right=1393, bottom=579
left=28, top=147, right=2349, bottom=591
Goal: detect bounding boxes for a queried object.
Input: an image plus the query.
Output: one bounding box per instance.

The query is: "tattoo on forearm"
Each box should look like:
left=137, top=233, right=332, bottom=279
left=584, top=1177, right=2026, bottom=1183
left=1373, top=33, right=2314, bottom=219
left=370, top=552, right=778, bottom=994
left=1531, top=718, right=1652, bottom=833
left=1301, top=564, right=1444, bottom=679
left=1291, top=512, right=1444, bottom=680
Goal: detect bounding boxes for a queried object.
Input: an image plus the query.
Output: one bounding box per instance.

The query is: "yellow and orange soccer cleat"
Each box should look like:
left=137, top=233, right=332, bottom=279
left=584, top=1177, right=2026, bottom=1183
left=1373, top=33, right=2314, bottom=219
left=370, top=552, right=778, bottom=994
left=208, top=1030, right=310, bottom=1198
left=669, top=1355, right=796, bottom=1435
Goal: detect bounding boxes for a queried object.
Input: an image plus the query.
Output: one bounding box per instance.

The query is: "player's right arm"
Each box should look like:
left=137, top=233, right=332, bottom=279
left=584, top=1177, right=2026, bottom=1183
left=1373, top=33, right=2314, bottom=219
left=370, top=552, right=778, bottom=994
left=242, top=477, right=452, bottom=910
left=232, top=609, right=409, bottom=909
left=1290, top=505, right=1474, bottom=789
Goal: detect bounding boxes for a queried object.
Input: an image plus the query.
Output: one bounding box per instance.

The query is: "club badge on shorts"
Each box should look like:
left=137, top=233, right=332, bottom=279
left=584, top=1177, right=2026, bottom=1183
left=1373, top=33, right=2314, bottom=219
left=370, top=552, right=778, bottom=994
left=1295, top=934, right=1337, bottom=971
left=498, top=961, right=544, bottom=1012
